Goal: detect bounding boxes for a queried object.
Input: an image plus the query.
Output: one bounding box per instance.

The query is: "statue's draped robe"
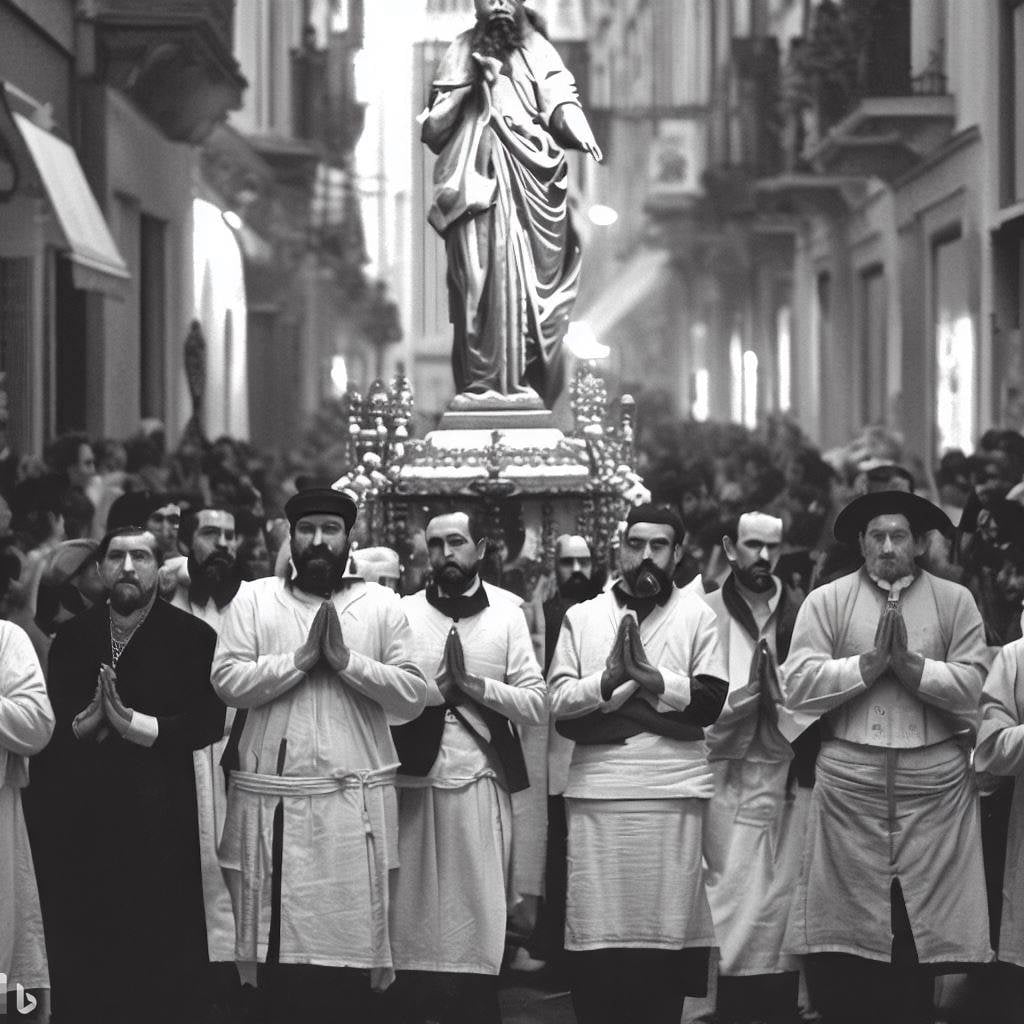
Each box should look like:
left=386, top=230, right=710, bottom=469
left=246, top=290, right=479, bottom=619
left=422, top=27, right=583, bottom=403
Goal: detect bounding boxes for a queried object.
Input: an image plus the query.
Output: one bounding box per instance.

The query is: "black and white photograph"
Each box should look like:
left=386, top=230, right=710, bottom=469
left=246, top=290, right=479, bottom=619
left=1, top=1, right=1023, bottom=1022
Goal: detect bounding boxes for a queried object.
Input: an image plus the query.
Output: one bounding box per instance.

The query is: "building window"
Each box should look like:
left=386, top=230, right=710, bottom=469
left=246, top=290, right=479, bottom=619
left=860, top=266, right=888, bottom=425
left=776, top=304, right=791, bottom=412
left=729, top=328, right=743, bottom=424
left=933, top=232, right=974, bottom=454
left=815, top=271, right=832, bottom=402
left=54, top=253, right=87, bottom=436
left=139, top=214, right=166, bottom=421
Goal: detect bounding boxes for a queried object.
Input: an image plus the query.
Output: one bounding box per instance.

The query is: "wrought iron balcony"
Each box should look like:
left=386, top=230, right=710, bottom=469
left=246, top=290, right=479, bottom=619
left=794, top=0, right=954, bottom=181
left=84, top=0, right=246, bottom=143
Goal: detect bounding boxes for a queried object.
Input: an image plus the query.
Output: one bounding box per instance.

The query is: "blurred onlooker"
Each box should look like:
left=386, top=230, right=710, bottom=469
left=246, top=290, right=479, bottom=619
left=33, top=539, right=104, bottom=637
left=45, top=432, right=98, bottom=538
left=125, top=427, right=170, bottom=493
left=11, top=475, right=66, bottom=559
left=234, top=508, right=273, bottom=581
left=105, top=490, right=180, bottom=559
left=44, top=432, right=95, bottom=493
left=350, top=545, right=401, bottom=590
left=936, top=450, right=972, bottom=526
left=59, top=485, right=96, bottom=541
left=89, top=438, right=128, bottom=538
left=0, top=537, right=51, bottom=668
left=959, top=498, right=1024, bottom=645
left=0, top=421, right=18, bottom=499
left=94, top=438, right=128, bottom=483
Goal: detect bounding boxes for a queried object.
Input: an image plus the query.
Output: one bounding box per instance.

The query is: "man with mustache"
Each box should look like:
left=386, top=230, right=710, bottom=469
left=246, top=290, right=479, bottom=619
left=386, top=510, right=546, bottom=1023
left=26, top=525, right=224, bottom=1023
left=169, top=507, right=251, bottom=1015
left=518, top=534, right=600, bottom=974
left=549, top=504, right=728, bottom=1024
left=698, top=513, right=818, bottom=1024
left=421, top=0, right=603, bottom=406
left=212, top=487, right=428, bottom=1022
left=782, top=490, right=991, bottom=1024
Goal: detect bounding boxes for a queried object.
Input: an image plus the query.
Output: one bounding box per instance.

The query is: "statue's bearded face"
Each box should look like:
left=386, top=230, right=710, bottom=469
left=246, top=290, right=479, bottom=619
left=474, top=0, right=520, bottom=23
left=473, top=0, right=525, bottom=59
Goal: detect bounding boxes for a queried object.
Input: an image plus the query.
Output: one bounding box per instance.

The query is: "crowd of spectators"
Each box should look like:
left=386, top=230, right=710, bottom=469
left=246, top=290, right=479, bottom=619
left=636, top=408, right=1024, bottom=645
left=0, top=420, right=298, bottom=677
left=7, top=407, right=1024, bottom=671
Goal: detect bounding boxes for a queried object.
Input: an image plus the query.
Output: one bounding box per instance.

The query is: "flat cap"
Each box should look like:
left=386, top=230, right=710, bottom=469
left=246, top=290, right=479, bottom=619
left=284, top=487, right=358, bottom=531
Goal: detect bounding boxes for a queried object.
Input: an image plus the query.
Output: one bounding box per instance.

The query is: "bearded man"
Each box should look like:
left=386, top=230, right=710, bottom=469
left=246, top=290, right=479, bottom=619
left=782, top=490, right=991, bottom=1024
left=700, top=512, right=817, bottom=1024
left=549, top=504, right=728, bottom=1024
left=27, top=526, right=224, bottom=1024
left=421, top=0, right=602, bottom=407
left=524, top=534, right=600, bottom=971
left=386, top=510, right=546, bottom=1023
left=212, top=487, right=428, bottom=1022
left=170, top=507, right=250, bottom=1009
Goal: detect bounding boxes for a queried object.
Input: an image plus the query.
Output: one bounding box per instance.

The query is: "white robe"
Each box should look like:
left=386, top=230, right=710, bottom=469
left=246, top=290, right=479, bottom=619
left=0, top=621, right=55, bottom=993
left=549, top=586, right=726, bottom=949
left=212, top=577, right=427, bottom=976
left=782, top=568, right=990, bottom=963
left=976, top=638, right=1024, bottom=967
left=390, top=582, right=547, bottom=974
left=170, top=587, right=240, bottom=967
left=701, top=583, right=812, bottom=977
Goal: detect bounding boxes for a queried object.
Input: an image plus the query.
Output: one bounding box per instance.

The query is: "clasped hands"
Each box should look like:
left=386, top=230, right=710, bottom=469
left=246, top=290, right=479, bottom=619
left=294, top=601, right=351, bottom=675
left=600, top=615, right=664, bottom=701
left=860, top=606, right=924, bottom=689
left=72, top=663, right=134, bottom=742
left=436, top=626, right=486, bottom=705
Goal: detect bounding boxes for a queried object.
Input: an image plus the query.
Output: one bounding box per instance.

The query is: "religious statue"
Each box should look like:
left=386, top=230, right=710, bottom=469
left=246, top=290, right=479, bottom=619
left=421, top=0, right=603, bottom=410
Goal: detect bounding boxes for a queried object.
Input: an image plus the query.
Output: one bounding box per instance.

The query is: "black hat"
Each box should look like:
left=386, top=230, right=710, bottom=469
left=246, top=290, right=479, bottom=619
left=105, top=490, right=166, bottom=533
left=284, top=487, right=358, bottom=531
left=625, top=503, right=685, bottom=544
left=833, top=490, right=953, bottom=545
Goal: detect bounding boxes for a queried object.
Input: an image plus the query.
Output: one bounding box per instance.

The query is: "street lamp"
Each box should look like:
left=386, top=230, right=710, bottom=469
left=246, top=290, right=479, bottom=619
left=565, top=320, right=610, bottom=360
left=587, top=204, right=619, bottom=227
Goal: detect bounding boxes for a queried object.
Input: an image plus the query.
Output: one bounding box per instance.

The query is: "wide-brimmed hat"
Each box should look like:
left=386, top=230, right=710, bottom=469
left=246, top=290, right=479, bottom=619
left=833, top=490, right=953, bottom=545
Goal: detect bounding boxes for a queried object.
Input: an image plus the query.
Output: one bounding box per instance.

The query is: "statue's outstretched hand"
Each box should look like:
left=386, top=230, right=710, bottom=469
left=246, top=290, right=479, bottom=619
left=558, top=104, right=603, bottom=162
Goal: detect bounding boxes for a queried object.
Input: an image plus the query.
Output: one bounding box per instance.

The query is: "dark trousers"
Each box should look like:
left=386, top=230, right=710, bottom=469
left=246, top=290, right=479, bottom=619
left=257, top=963, right=383, bottom=1024
left=805, top=880, right=933, bottom=1024
left=529, top=795, right=569, bottom=964
left=567, top=947, right=709, bottom=1024
left=715, top=970, right=800, bottom=1022
left=380, top=970, right=501, bottom=1024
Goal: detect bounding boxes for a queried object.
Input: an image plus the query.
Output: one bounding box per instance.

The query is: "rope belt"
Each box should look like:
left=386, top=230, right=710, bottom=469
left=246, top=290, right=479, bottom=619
left=232, top=765, right=397, bottom=973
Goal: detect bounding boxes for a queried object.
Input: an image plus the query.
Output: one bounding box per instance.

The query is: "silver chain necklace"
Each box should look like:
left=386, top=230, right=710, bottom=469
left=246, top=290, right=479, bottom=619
left=109, top=605, right=151, bottom=667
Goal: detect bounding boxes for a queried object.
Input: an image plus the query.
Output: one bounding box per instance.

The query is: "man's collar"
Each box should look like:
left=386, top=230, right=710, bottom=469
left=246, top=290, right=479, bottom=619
left=867, top=568, right=918, bottom=601
left=425, top=577, right=489, bottom=620
left=733, top=574, right=782, bottom=615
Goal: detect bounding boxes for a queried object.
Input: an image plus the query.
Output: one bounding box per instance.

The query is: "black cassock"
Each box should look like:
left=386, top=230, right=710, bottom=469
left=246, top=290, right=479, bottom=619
left=24, top=599, right=224, bottom=1024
